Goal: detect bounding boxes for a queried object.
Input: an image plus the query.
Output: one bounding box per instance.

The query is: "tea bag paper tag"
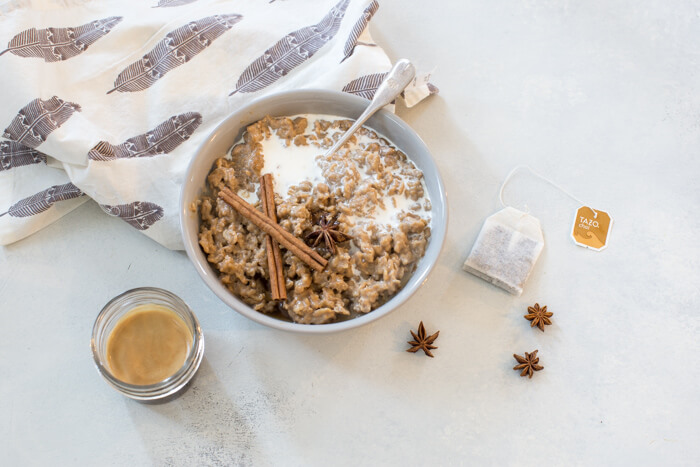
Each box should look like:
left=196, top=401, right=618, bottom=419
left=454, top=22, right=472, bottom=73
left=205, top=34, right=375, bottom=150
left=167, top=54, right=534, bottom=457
left=462, top=207, right=544, bottom=296
left=571, top=206, right=613, bottom=251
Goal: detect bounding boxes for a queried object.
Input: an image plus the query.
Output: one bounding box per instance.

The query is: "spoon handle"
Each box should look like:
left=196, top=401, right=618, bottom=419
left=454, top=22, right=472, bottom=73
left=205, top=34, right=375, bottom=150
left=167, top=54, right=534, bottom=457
left=325, top=59, right=416, bottom=157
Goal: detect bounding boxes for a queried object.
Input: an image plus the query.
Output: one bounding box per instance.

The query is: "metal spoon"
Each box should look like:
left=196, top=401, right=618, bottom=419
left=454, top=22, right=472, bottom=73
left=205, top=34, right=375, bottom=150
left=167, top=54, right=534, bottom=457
left=324, top=59, right=416, bottom=157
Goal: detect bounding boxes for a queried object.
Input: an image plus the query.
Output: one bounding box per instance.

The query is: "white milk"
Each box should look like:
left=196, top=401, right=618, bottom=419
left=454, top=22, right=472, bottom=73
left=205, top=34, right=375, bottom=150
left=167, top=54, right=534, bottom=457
left=234, top=114, right=431, bottom=229
left=260, top=129, right=325, bottom=197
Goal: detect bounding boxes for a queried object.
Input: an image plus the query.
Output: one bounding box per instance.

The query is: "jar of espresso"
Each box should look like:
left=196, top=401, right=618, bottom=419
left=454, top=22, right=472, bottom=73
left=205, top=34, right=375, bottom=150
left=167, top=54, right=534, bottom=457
left=91, top=287, right=204, bottom=400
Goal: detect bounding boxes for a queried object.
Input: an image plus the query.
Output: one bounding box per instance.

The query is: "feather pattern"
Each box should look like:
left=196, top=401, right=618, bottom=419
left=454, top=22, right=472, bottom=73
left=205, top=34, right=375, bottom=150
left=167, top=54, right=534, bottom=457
left=3, top=96, right=81, bottom=148
left=88, top=112, right=202, bottom=161
left=153, top=0, right=199, bottom=7
left=229, top=0, right=349, bottom=96
left=108, top=14, right=242, bottom=94
left=0, top=141, right=47, bottom=171
left=0, top=182, right=84, bottom=218
left=100, top=201, right=164, bottom=230
left=0, top=17, right=123, bottom=62
left=340, top=0, right=378, bottom=63
left=341, top=72, right=387, bottom=100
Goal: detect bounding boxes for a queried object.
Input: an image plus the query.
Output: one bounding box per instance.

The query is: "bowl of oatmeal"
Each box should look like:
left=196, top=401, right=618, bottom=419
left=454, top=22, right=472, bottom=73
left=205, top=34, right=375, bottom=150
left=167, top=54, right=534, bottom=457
left=180, top=89, right=447, bottom=333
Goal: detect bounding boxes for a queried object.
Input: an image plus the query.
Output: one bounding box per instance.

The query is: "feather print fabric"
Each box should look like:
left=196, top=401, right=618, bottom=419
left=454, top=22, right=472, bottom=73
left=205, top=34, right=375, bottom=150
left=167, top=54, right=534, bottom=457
left=341, top=0, right=378, bottom=63
left=0, top=17, right=122, bottom=62
left=229, top=0, right=349, bottom=95
left=0, top=141, right=47, bottom=171
left=3, top=97, right=81, bottom=148
left=0, top=183, right=84, bottom=218
left=108, top=14, right=242, bottom=94
left=100, top=201, right=164, bottom=230
left=341, top=72, right=387, bottom=100
left=0, top=1, right=423, bottom=248
left=88, top=112, right=202, bottom=161
left=153, top=0, right=199, bottom=7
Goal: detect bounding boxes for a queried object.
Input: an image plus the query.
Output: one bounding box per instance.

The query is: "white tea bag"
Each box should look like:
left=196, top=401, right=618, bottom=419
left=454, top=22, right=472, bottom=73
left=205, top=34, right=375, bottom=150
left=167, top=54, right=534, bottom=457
left=462, top=207, right=544, bottom=296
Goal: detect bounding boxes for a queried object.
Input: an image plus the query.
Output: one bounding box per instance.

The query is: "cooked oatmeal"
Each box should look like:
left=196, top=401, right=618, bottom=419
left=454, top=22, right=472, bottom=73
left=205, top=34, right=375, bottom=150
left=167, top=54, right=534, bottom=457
left=198, top=114, right=432, bottom=324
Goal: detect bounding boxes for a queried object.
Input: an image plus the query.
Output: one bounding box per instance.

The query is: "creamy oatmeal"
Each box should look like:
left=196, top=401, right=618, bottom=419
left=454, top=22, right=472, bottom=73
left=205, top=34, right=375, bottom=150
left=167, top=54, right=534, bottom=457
left=198, top=114, right=432, bottom=324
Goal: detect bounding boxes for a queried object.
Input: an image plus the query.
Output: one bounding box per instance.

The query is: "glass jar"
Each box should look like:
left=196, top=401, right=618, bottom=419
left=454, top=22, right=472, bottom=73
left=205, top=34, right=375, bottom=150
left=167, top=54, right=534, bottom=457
left=91, top=287, right=204, bottom=401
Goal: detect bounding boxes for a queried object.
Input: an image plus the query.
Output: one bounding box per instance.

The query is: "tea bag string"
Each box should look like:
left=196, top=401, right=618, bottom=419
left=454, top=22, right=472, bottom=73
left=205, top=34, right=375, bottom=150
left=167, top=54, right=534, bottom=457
left=498, top=166, right=597, bottom=217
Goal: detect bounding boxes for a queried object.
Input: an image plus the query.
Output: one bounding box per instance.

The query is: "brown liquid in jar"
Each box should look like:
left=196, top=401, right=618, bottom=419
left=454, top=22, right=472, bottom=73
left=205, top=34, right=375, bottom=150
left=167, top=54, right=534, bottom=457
left=106, top=304, right=192, bottom=386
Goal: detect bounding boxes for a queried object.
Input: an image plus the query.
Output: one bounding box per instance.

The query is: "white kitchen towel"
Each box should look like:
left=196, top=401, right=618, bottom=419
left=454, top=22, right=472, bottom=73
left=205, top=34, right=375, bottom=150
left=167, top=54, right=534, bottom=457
left=0, top=0, right=436, bottom=249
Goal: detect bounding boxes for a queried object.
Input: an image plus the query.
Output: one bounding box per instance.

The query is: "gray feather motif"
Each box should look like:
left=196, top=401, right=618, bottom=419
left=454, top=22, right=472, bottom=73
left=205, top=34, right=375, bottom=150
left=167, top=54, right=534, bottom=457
left=340, top=0, right=378, bottom=63
left=0, top=141, right=47, bottom=171
left=153, top=0, right=199, bottom=7
left=107, top=14, right=243, bottom=94
left=0, top=182, right=84, bottom=218
left=88, top=112, right=202, bottom=161
left=100, top=201, right=164, bottom=230
left=229, top=0, right=349, bottom=96
left=341, top=72, right=387, bottom=100
left=3, top=96, right=81, bottom=148
left=0, top=17, right=123, bottom=62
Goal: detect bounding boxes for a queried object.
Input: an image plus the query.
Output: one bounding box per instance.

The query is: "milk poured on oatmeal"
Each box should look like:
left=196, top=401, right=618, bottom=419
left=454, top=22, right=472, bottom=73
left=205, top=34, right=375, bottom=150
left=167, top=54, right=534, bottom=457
left=257, top=114, right=431, bottom=230
left=260, top=121, right=325, bottom=196
left=202, top=114, right=434, bottom=324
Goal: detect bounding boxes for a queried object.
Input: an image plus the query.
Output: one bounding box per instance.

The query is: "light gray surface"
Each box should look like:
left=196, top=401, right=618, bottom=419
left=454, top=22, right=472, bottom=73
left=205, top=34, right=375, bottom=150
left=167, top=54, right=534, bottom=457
left=180, top=89, right=447, bottom=333
left=2, top=0, right=700, bottom=465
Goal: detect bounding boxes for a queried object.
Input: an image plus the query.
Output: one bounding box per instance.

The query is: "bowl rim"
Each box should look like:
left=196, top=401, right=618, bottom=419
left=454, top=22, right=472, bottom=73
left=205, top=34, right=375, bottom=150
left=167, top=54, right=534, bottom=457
left=180, top=89, right=448, bottom=333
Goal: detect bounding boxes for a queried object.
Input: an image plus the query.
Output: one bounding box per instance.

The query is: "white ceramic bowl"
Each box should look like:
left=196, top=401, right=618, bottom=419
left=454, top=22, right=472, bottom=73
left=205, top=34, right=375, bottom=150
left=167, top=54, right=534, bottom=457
left=180, top=89, right=447, bottom=333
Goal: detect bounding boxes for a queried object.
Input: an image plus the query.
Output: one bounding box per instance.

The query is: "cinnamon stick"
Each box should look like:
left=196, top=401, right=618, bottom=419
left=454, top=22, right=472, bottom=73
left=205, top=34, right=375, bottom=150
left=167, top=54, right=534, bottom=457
left=260, top=174, right=286, bottom=300
left=219, top=187, right=327, bottom=272
left=264, top=175, right=287, bottom=299
left=260, top=192, right=281, bottom=299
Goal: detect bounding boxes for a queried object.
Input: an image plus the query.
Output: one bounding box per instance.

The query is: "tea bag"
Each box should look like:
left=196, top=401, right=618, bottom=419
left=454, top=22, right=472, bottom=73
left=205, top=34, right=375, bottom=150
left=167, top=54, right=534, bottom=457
left=462, top=207, right=544, bottom=296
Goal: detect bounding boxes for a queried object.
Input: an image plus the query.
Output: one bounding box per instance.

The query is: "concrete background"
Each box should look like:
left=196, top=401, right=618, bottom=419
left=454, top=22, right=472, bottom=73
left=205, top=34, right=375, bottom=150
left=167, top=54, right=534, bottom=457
left=2, top=0, right=699, bottom=465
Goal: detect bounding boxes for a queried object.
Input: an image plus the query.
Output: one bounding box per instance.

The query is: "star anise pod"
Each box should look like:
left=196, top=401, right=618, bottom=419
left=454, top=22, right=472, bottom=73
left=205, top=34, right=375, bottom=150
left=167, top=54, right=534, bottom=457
left=305, top=213, right=352, bottom=255
left=513, top=350, right=544, bottom=378
left=524, top=303, right=553, bottom=332
left=406, top=321, right=439, bottom=357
